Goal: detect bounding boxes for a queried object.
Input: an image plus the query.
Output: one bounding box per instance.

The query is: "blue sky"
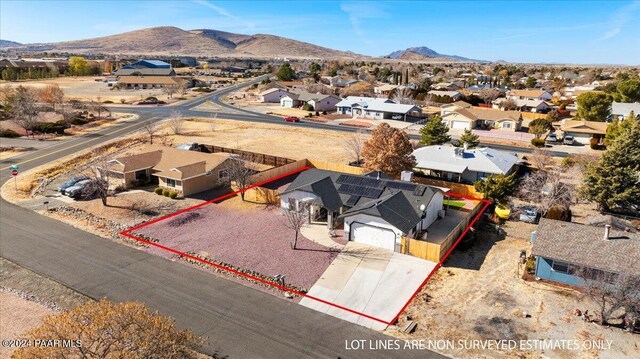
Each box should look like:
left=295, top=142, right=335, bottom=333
left=1, top=0, right=639, bottom=64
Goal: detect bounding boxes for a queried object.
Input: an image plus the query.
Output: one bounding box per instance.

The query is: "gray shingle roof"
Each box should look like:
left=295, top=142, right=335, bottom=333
left=611, top=102, right=640, bottom=117
left=281, top=168, right=440, bottom=233
left=531, top=218, right=640, bottom=275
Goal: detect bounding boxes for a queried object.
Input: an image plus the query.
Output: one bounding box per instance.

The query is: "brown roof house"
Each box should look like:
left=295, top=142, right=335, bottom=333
left=558, top=119, right=608, bottom=145
left=441, top=106, right=522, bottom=131
left=107, top=145, right=234, bottom=196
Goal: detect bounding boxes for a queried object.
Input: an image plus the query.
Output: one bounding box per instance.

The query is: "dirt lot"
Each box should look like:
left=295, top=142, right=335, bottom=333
left=134, top=196, right=340, bottom=290
left=390, top=220, right=638, bottom=359
left=162, top=117, right=356, bottom=162
left=0, top=258, right=90, bottom=358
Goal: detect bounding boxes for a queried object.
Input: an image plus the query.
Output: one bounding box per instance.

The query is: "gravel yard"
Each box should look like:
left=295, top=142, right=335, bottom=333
left=134, top=197, right=340, bottom=290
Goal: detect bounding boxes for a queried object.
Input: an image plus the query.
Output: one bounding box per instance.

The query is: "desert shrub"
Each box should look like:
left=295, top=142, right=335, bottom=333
left=531, top=138, right=545, bottom=147
left=307, top=112, right=313, bottom=117
left=0, top=129, right=20, bottom=138
left=315, top=111, right=320, bottom=116
left=561, top=156, right=576, bottom=168
left=162, top=189, right=170, bottom=197
left=103, top=100, right=114, bottom=104
left=120, top=98, right=126, bottom=104
left=70, top=117, right=88, bottom=125
left=524, top=256, right=536, bottom=274
left=154, top=187, right=163, bottom=195
left=544, top=206, right=572, bottom=221
left=322, top=111, right=327, bottom=115
left=169, top=191, right=178, bottom=199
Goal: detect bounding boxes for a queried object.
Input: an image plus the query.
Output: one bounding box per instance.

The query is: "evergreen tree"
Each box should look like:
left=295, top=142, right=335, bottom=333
left=276, top=63, right=295, bottom=81
left=604, top=111, right=636, bottom=146
left=474, top=173, right=518, bottom=206
left=459, top=128, right=480, bottom=148
left=580, top=119, right=640, bottom=212
left=419, top=115, right=451, bottom=145
left=576, top=92, right=612, bottom=121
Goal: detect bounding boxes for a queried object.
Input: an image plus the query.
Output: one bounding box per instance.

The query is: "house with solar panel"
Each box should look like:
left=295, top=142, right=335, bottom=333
left=279, top=169, right=447, bottom=252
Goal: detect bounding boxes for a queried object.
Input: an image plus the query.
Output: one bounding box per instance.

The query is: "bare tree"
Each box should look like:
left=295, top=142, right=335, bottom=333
left=74, top=154, right=113, bottom=206
left=528, top=148, right=554, bottom=171
left=519, top=169, right=575, bottom=216
left=344, top=129, right=368, bottom=165
left=391, top=87, right=414, bottom=104
left=225, top=156, right=254, bottom=201
left=162, top=84, right=179, bottom=99
left=477, top=88, right=504, bottom=104
left=283, top=201, right=309, bottom=250
left=499, top=98, right=518, bottom=110
left=141, top=119, right=159, bottom=144
left=577, top=268, right=640, bottom=328
left=11, top=86, right=40, bottom=137
left=89, top=100, right=109, bottom=120
left=39, top=84, right=64, bottom=111
left=168, top=109, right=184, bottom=135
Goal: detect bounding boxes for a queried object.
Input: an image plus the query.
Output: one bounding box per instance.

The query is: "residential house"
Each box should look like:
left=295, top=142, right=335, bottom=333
left=259, top=88, right=291, bottom=103
left=335, top=96, right=422, bottom=121
left=531, top=219, right=640, bottom=287
left=413, top=145, right=519, bottom=183
left=507, top=89, right=553, bottom=101
left=493, top=98, right=552, bottom=113
left=106, top=146, right=234, bottom=196
left=441, top=106, right=522, bottom=131
left=432, top=82, right=461, bottom=91
left=440, top=101, right=473, bottom=116
left=280, top=92, right=341, bottom=111
left=374, top=84, right=400, bottom=97
left=329, top=77, right=358, bottom=88
left=427, top=90, right=463, bottom=101
left=611, top=101, right=640, bottom=121
left=559, top=119, right=608, bottom=145
left=279, top=169, right=446, bottom=252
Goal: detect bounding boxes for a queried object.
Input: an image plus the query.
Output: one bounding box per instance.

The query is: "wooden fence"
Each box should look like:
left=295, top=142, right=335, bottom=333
left=201, top=144, right=295, bottom=167
left=412, top=177, right=484, bottom=198
left=401, top=201, right=484, bottom=262
left=305, top=159, right=367, bottom=175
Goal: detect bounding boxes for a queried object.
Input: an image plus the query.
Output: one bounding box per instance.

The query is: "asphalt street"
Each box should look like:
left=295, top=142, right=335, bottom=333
left=0, top=78, right=446, bottom=358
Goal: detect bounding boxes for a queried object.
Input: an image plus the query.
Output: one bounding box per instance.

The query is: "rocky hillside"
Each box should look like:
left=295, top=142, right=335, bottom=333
left=387, top=46, right=486, bottom=62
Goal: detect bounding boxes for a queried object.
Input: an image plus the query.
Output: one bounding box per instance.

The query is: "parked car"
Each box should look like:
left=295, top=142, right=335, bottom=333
left=57, top=176, right=89, bottom=192
left=176, top=143, right=200, bottom=151
left=519, top=206, right=539, bottom=223
left=563, top=135, right=575, bottom=145
left=391, top=114, right=403, bottom=120
left=546, top=133, right=557, bottom=142
left=63, top=179, right=92, bottom=198
left=283, top=116, right=300, bottom=122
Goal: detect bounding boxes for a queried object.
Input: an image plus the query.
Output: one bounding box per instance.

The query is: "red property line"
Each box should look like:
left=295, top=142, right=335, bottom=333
left=119, top=167, right=488, bottom=327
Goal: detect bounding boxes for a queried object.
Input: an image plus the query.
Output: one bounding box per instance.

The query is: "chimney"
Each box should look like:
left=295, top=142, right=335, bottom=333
left=604, top=224, right=611, bottom=240
left=463, top=142, right=469, bottom=151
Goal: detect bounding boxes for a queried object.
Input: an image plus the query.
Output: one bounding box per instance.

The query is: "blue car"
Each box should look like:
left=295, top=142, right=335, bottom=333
left=57, top=176, right=89, bottom=192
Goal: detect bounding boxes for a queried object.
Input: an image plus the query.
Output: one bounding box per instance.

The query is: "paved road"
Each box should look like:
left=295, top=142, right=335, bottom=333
left=0, top=79, right=445, bottom=358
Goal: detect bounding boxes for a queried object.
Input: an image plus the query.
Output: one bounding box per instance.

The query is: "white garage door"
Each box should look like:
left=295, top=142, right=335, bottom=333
left=351, top=223, right=396, bottom=251
left=451, top=120, right=469, bottom=129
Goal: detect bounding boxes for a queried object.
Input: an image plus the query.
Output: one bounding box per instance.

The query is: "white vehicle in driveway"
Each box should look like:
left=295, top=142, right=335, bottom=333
left=563, top=135, right=575, bottom=145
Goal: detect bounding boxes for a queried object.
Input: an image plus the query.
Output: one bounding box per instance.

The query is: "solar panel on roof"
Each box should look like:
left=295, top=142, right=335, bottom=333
left=346, top=195, right=360, bottom=206
left=385, top=181, right=417, bottom=191
left=336, top=175, right=385, bottom=189
left=338, top=184, right=383, bottom=199
left=413, top=185, right=427, bottom=196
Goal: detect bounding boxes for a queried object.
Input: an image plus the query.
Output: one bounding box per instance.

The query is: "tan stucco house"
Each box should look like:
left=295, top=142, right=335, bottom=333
left=441, top=107, right=522, bottom=131
left=106, top=146, right=233, bottom=196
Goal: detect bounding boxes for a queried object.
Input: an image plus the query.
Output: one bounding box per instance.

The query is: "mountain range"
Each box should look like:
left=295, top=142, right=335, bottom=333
left=386, top=46, right=486, bottom=62
left=1, top=27, right=484, bottom=62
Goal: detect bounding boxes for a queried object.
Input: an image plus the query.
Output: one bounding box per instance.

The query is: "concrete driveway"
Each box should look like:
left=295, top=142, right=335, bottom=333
left=300, top=242, right=437, bottom=330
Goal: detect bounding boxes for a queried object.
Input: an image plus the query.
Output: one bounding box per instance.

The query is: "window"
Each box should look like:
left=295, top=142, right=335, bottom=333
left=165, top=178, right=176, bottom=188
left=551, top=260, right=576, bottom=274
left=218, top=169, right=228, bottom=179
left=502, top=122, right=512, bottom=129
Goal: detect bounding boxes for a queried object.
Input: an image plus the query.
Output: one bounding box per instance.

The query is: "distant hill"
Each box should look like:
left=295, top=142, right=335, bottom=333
left=387, top=46, right=486, bottom=63
left=3, top=26, right=362, bottom=60
left=0, top=40, right=22, bottom=47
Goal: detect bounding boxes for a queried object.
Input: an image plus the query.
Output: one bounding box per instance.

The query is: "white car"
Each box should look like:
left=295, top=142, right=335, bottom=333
left=563, top=135, right=575, bottom=145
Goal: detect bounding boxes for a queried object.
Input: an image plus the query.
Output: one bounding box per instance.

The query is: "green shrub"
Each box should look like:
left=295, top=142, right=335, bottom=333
left=154, top=188, right=163, bottom=195
left=0, top=129, right=20, bottom=138
left=315, top=111, right=320, bottom=116
left=70, top=118, right=88, bottom=125
left=531, top=138, right=545, bottom=147
left=561, top=156, right=576, bottom=168
left=120, top=98, right=126, bottom=104
left=162, top=189, right=170, bottom=197
left=524, top=256, right=536, bottom=274
left=169, top=191, right=178, bottom=199
left=302, top=103, right=314, bottom=111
